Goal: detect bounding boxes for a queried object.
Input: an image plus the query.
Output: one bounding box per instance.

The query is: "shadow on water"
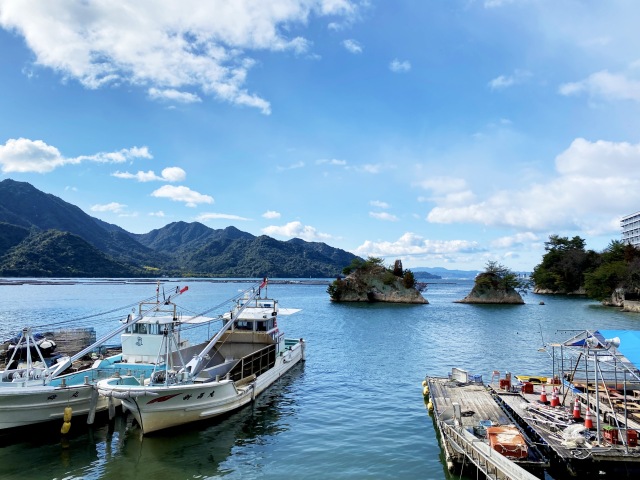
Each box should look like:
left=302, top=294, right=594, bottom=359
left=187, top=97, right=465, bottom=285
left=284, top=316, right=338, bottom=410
left=0, top=364, right=305, bottom=480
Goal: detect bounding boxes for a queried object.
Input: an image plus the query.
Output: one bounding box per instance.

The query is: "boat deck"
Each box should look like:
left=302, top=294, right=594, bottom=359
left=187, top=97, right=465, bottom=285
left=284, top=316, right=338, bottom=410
left=426, top=375, right=547, bottom=478
left=490, top=381, right=640, bottom=476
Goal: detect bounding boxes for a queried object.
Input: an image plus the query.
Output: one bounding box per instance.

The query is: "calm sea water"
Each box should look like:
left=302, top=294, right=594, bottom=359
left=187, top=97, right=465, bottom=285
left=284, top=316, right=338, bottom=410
left=1, top=279, right=639, bottom=480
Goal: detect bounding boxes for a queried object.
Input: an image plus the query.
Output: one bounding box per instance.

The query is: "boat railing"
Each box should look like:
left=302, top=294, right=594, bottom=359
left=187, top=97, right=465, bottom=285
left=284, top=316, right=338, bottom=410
left=439, top=421, right=539, bottom=480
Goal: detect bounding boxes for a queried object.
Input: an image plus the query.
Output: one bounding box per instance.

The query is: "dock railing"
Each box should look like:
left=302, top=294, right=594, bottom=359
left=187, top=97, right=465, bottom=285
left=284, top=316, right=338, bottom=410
left=440, top=421, right=539, bottom=480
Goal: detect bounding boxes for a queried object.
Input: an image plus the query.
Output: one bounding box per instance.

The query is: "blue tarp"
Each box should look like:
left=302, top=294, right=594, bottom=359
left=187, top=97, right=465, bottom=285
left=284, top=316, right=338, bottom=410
left=599, top=330, right=640, bottom=370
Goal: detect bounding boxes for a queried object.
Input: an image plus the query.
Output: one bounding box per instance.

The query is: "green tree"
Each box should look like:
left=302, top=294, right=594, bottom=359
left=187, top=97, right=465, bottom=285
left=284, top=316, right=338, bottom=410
left=475, top=260, right=530, bottom=294
left=531, top=235, right=595, bottom=293
left=584, top=261, right=627, bottom=301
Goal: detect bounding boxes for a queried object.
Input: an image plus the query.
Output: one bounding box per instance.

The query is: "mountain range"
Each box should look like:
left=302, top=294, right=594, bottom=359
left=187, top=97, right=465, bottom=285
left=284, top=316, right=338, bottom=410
left=0, top=179, right=360, bottom=278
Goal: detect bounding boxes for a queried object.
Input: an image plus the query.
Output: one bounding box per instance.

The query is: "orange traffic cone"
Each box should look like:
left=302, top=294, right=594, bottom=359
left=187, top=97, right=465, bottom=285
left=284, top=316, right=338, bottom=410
left=550, top=388, right=559, bottom=407
left=573, top=398, right=581, bottom=420
left=539, top=385, right=548, bottom=404
left=585, top=408, right=593, bottom=429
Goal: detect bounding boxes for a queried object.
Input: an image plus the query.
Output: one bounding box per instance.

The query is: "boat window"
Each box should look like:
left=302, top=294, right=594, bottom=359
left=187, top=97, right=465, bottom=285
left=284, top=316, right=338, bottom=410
left=256, top=321, right=268, bottom=332
left=133, top=324, right=148, bottom=334
left=234, top=321, right=252, bottom=331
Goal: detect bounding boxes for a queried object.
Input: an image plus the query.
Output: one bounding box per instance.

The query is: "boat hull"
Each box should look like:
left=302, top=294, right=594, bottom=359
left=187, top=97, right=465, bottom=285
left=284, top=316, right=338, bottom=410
left=0, top=360, right=160, bottom=430
left=0, top=383, right=109, bottom=430
left=103, top=341, right=305, bottom=434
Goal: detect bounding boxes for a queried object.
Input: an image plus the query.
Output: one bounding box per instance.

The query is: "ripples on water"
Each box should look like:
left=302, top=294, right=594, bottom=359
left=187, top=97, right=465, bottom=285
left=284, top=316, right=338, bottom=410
left=1, top=279, right=639, bottom=479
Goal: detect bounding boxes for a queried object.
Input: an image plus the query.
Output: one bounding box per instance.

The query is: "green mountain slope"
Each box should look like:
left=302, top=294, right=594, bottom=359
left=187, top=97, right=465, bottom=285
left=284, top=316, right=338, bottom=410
left=0, top=179, right=361, bottom=278
left=0, top=230, right=139, bottom=277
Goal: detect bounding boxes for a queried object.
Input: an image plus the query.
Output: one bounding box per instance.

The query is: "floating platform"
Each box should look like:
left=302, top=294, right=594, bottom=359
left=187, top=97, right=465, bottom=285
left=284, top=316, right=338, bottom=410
left=424, top=368, right=547, bottom=479
left=491, top=379, right=640, bottom=478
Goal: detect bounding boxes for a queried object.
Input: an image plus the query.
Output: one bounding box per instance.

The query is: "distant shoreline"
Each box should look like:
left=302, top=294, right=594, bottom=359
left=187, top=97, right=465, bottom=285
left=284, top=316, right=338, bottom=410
left=0, top=278, right=461, bottom=287
left=0, top=278, right=333, bottom=286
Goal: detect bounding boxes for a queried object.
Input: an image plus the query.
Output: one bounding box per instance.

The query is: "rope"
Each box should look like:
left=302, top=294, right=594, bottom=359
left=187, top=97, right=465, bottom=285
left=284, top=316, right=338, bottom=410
left=3, top=293, right=160, bottom=342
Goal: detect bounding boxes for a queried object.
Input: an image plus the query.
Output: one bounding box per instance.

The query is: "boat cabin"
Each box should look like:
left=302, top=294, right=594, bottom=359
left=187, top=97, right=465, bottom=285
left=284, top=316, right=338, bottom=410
left=121, top=301, right=188, bottom=364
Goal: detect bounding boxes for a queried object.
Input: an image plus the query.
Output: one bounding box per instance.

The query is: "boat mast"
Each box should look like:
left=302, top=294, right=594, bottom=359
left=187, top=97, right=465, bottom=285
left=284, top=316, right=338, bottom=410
left=180, top=280, right=265, bottom=379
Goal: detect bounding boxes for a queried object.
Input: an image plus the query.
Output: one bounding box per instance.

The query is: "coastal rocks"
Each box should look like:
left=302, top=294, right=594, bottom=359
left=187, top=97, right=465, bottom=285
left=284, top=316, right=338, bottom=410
left=533, top=287, right=586, bottom=295
left=456, top=272, right=524, bottom=305
left=602, top=288, right=625, bottom=307
left=328, top=260, right=428, bottom=304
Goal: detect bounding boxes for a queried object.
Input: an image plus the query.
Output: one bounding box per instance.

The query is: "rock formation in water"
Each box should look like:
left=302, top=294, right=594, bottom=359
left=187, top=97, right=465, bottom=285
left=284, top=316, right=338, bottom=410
left=327, top=259, right=428, bottom=304
left=456, top=271, right=525, bottom=304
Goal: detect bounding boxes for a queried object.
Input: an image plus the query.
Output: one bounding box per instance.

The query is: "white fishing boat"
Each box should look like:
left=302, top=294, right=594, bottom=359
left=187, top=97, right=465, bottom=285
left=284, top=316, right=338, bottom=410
left=0, top=284, right=200, bottom=431
left=97, top=279, right=305, bottom=434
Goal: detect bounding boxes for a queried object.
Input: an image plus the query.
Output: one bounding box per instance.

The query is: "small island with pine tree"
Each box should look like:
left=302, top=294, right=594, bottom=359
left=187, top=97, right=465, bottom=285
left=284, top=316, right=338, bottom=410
left=456, top=261, right=530, bottom=304
left=327, top=257, right=428, bottom=304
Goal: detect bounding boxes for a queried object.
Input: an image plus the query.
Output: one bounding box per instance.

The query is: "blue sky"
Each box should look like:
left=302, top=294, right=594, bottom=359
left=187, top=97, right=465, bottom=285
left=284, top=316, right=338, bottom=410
left=1, top=0, right=639, bottom=272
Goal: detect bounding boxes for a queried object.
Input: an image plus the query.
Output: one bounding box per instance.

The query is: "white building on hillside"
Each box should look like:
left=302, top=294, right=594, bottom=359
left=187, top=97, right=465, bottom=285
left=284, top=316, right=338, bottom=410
left=621, top=211, right=640, bottom=248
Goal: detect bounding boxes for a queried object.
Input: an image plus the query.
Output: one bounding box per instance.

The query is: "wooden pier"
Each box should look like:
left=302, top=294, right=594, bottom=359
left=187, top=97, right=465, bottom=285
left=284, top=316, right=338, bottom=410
left=425, top=369, right=547, bottom=479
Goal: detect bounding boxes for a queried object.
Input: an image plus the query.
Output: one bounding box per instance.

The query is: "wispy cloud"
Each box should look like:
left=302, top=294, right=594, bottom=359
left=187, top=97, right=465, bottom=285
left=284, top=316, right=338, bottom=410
left=389, top=58, right=411, bottom=73
left=316, top=158, right=347, bottom=166
left=277, top=161, right=305, bottom=171
left=488, top=69, right=531, bottom=90
left=369, top=211, right=398, bottom=221
left=148, top=88, right=201, bottom=104
left=151, top=185, right=213, bottom=207
left=0, top=138, right=151, bottom=174
left=0, top=2, right=360, bottom=114
left=342, top=39, right=362, bottom=54
left=559, top=70, right=640, bottom=102
left=370, top=200, right=389, bottom=208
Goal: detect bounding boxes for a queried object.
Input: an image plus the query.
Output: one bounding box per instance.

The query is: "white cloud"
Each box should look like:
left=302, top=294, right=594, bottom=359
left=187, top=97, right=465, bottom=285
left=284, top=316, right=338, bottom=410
left=425, top=138, right=640, bottom=235
left=354, top=232, right=481, bottom=258
left=0, top=138, right=151, bottom=173
left=91, top=202, right=127, bottom=213
left=389, top=59, right=411, bottom=73
left=369, top=211, right=398, bottom=221
left=148, top=88, right=201, bottom=104
left=160, top=167, right=187, bottom=182
left=0, top=1, right=359, bottom=114
left=149, top=211, right=165, bottom=217
left=112, top=166, right=186, bottom=182
left=262, top=210, right=281, bottom=219
left=488, top=70, right=531, bottom=90
left=342, top=39, right=362, bottom=54
left=262, top=221, right=332, bottom=241
left=559, top=70, right=640, bottom=102
left=151, top=185, right=213, bottom=207
left=370, top=200, right=389, bottom=209
left=196, top=213, right=251, bottom=221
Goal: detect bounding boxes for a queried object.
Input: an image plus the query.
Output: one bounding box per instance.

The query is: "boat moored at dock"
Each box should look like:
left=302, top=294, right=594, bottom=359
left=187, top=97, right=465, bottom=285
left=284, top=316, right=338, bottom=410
left=97, top=279, right=305, bottom=434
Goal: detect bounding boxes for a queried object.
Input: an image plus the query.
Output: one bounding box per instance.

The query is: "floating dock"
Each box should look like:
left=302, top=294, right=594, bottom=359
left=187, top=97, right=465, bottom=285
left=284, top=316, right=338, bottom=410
left=491, top=378, right=640, bottom=477
left=425, top=368, right=547, bottom=479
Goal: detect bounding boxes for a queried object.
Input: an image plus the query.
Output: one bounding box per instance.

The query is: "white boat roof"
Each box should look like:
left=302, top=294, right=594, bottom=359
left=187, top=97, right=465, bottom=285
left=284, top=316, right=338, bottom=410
left=137, top=315, right=218, bottom=325
left=222, top=307, right=301, bottom=321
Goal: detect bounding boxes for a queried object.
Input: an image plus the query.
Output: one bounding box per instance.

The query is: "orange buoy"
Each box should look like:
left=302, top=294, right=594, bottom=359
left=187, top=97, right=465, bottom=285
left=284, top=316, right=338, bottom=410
left=550, top=388, right=559, bottom=407
left=585, top=408, right=593, bottom=429
left=539, top=385, right=548, bottom=404
left=573, top=398, right=581, bottom=420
